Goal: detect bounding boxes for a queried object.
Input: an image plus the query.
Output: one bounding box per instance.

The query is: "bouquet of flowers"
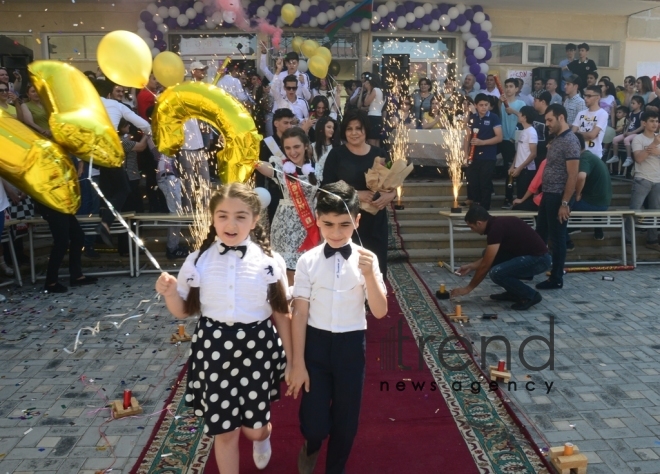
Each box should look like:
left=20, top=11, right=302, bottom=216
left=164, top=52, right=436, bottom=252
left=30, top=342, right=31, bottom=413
left=362, top=157, right=413, bottom=215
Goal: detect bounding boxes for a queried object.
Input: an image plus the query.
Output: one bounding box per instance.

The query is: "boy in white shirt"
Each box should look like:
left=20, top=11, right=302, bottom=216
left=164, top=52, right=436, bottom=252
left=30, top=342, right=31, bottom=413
left=288, top=182, right=388, bottom=474
left=510, top=106, right=539, bottom=201
left=572, top=85, right=609, bottom=159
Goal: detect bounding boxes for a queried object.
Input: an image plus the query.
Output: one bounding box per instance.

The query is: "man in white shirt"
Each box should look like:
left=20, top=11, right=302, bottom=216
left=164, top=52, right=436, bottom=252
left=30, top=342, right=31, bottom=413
left=571, top=85, right=609, bottom=159
left=271, top=58, right=310, bottom=124
left=482, top=74, right=501, bottom=98
left=217, top=64, right=249, bottom=103
left=260, top=49, right=311, bottom=102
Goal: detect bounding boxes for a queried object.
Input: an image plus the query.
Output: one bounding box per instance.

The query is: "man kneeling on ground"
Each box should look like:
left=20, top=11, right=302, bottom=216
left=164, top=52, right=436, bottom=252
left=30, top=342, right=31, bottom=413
left=450, top=205, right=552, bottom=310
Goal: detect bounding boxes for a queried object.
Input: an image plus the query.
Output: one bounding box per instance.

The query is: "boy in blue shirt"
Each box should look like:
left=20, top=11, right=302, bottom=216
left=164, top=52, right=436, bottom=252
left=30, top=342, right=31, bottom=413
left=288, top=181, right=388, bottom=474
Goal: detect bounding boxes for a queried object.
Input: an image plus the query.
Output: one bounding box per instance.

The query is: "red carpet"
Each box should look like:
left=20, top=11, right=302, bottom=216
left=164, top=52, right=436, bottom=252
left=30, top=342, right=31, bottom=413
left=204, top=285, right=479, bottom=473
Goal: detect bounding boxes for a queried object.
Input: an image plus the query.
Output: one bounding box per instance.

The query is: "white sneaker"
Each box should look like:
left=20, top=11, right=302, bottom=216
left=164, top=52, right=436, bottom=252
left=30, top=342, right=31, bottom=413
left=605, top=156, right=620, bottom=164
left=0, top=261, right=13, bottom=277
left=253, top=437, right=272, bottom=470
left=622, top=157, right=634, bottom=168
left=0, top=293, right=5, bottom=302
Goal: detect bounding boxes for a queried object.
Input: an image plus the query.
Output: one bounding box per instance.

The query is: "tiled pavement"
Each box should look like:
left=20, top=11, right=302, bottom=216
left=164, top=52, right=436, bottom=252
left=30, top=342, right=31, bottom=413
left=0, top=275, right=188, bottom=474
left=414, top=262, right=660, bottom=474
left=1, top=265, right=660, bottom=473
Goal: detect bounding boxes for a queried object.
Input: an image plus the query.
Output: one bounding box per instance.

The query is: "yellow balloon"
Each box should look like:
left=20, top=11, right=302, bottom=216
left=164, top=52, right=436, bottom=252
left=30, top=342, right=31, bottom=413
left=0, top=109, right=80, bottom=214
left=153, top=51, right=185, bottom=88
left=281, top=4, right=296, bottom=25
left=153, top=82, right=262, bottom=184
left=97, top=30, right=152, bottom=89
left=291, top=36, right=304, bottom=54
left=301, top=39, right=319, bottom=59
left=315, top=47, right=332, bottom=65
left=308, top=55, right=329, bottom=78
left=28, top=61, right=124, bottom=168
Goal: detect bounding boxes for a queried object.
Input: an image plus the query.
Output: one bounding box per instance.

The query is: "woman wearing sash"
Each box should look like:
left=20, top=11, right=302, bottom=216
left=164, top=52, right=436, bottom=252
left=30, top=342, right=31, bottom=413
left=256, top=127, right=320, bottom=284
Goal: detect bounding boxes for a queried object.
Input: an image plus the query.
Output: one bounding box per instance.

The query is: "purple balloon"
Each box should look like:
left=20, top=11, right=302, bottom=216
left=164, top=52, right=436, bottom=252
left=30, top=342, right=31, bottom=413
left=476, top=31, right=488, bottom=42
left=466, top=55, right=477, bottom=66
left=386, top=12, right=397, bottom=23
left=405, top=1, right=416, bottom=12
left=412, top=19, right=422, bottom=29
left=371, top=23, right=380, bottom=32
left=139, top=10, right=152, bottom=22
left=291, top=0, right=300, bottom=5
left=470, top=22, right=481, bottom=34
left=156, top=40, right=167, bottom=51
left=299, top=12, right=310, bottom=23
left=484, top=50, right=493, bottom=61
left=464, top=47, right=474, bottom=57
left=470, top=63, right=481, bottom=76
left=481, top=39, right=492, bottom=50
left=404, top=23, right=413, bottom=30
left=273, top=4, right=282, bottom=14
left=472, top=5, right=484, bottom=13
left=465, top=9, right=474, bottom=21
left=431, top=9, right=441, bottom=20
left=153, top=30, right=164, bottom=41
left=476, top=73, right=486, bottom=83
left=308, top=5, right=319, bottom=16
left=144, top=20, right=157, bottom=32
left=446, top=21, right=457, bottom=32
left=166, top=17, right=178, bottom=28
left=439, top=3, right=449, bottom=14
left=292, top=18, right=301, bottom=27
left=223, top=21, right=233, bottom=29
left=203, top=5, right=214, bottom=16
left=318, top=1, right=329, bottom=13
left=395, top=5, right=406, bottom=16
left=247, top=3, right=258, bottom=16
left=267, top=12, right=277, bottom=23
left=422, top=15, right=432, bottom=25
left=456, top=14, right=466, bottom=26
left=485, top=14, right=490, bottom=21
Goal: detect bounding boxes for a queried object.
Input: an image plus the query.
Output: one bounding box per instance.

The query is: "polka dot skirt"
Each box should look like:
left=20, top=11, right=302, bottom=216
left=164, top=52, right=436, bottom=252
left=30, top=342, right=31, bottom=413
left=184, top=317, right=286, bottom=436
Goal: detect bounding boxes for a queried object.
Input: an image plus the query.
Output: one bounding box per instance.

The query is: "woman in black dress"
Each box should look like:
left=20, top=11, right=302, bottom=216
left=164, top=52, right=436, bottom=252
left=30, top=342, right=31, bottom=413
left=321, top=110, right=396, bottom=277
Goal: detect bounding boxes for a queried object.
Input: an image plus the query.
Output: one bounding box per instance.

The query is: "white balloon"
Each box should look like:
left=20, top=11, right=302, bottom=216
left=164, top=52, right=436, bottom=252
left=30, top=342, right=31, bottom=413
left=473, top=11, right=486, bottom=24
left=146, top=3, right=158, bottom=15
left=414, top=6, right=425, bottom=19
left=257, top=6, right=268, bottom=18
left=462, top=65, right=471, bottom=75
left=137, top=20, right=145, bottom=28
left=153, top=14, right=163, bottom=24
left=388, top=23, right=397, bottom=32
left=421, top=24, right=429, bottom=32
left=298, top=60, right=308, bottom=73
left=479, top=63, right=489, bottom=74
left=276, top=17, right=284, bottom=26
left=334, top=6, right=345, bottom=18
left=254, top=188, right=271, bottom=208
left=429, top=19, right=440, bottom=31
left=294, top=5, right=301, bottom=17
left=456, top=3, right=466, bottom=14
left=205, top=19, right=216, bottom=29
left=371, top=12, right=381, bottom=24
left=448, top=7, right=459, bottom=19
left=309, top=17, right=318, bottom=27
left=157, top=6, right=169, bottom=18
left=151, top=47, right=160, bottom=58
left=439, top=14, right=450, bottom=27
left=350, top=21, right=361, bottom=33
left=396, top=16, right=407, bottom=29
left=474, top=82, right=481, bottom=91
left=137, top=28, right=150, bottom=39
left=202, top=0, right=213, bottom=5
left=459, top=20, right=471, bottom=33
left=223, top=10, right=236, bottom=23
left=462, top=32, right=473, bottom=42
left=377, top=5, right=389, bottom=17
left=265, top=0, right=275, bottom=10
left=194, top=1, right=205, bottom=13
left=157, top=23, right=169, bottom=33
left=145, top=37, right=154, bottom=49
left=275, top=0, right=283, bottom=5
left=311, top=0, right=318, bottom=5
left=386, top=0, right=397, bottom=12
left=467, top=37, right=479, bottom=50
left=481, top=20, right=492, bottom=32
left=405, top=12, right=415, bottom=23
left=423, top=3, right=433, bottom=14
left=212, top=11, right=224, bottom=24
left=345, top=1, right=355, bottom=10
left=300, top=0, right=310, bottom=12
left=186, top=8, right=197, bottom=19
left=168, top=6, right=180, bottom=18
left=317, top=12, right=328, bottom=24
left=326, top=9, right=336, bottom=21
left=361, top=18, right=370, bottom=29
left=177, top=14, right=189, bottom=26
left=474, top=46, right=486, bottom=60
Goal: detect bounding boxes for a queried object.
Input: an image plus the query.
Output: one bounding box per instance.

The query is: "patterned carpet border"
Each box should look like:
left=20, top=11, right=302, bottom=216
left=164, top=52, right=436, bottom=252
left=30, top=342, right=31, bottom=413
left=387, top=207, right=553, bottom=474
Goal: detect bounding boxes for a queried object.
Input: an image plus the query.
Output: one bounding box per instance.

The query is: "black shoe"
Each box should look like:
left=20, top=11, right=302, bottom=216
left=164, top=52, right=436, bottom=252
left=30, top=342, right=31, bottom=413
left=95, top=223, right=113, bottom=247
left=166, top=247, right=189, bottom=260
left=297, top=442, right=320, bottom=474
left=566, top=241, right=575, bottom=251
left=535, top=279, right=563, bottom=290
left=594, top=229, right=604, bottom=240
left=567, top=228, right=581, bottom=235
left=84, top=248, right=101, bottom=259
left=512, top=292, right=542, bottom=310
left=44, top=282, right=68, bottom=293
left=70, top=276, right=98, bottom=287
left=489, top=292, right=520, bottom=302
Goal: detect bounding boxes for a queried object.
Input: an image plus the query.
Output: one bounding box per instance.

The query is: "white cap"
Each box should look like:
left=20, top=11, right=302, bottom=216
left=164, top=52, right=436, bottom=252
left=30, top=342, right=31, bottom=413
left=190, top=61, right=208, bottom=71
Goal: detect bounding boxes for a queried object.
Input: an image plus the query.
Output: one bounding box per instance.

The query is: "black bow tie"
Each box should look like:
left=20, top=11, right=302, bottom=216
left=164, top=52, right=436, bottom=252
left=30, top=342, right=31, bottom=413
left=324, top=243, right=352, bottom=260
left=219, top=243, right=247, bottom=259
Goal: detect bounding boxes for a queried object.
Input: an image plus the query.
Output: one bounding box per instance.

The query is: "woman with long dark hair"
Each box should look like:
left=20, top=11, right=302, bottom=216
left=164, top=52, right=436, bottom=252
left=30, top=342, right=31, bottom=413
left=308, top=95, right=331, bottom=143
left=636, top=76, right=656, bottom=105
left=412, top=77, right=434, bottom=120
left=312, top=115, right=340, bottom=182
left=363, top=74, right=385, bottom=147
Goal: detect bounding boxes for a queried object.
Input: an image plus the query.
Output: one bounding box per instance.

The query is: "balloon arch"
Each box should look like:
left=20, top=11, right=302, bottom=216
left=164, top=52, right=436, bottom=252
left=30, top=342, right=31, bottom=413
left=137, top=1, right=493, bottom=89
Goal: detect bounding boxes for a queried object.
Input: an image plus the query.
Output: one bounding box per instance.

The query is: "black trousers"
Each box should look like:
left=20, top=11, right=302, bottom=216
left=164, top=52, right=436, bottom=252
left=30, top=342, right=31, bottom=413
left=300, top=326, right=366, bottom=474
left=38, top=205, right=84, bottom=285
left=467, top=160, right=496, bottom=210
left=354, top=208, right=388, bottom=279
left=513, top=169, right=536, bottom=201
left=99, top=167, right=131, bottom=226
left=536, top=192, right=568, bottom=284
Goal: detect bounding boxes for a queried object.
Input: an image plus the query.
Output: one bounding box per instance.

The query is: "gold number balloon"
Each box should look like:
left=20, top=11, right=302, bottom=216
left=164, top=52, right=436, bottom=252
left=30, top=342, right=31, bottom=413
left=152, top=82, right=261, bottom=184
left=0, top=109, right=80, bottom=214
left=29, top=61, right=124, bottom=168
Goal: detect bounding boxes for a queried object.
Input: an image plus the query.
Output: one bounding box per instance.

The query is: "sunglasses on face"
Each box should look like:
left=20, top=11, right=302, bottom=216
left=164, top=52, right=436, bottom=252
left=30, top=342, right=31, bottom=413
left=286, top=86, right=298, bottom=91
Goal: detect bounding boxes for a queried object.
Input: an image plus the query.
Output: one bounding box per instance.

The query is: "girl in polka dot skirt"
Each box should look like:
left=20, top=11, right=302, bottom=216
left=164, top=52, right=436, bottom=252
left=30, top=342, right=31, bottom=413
left=156, top=183, right=293, bottom=473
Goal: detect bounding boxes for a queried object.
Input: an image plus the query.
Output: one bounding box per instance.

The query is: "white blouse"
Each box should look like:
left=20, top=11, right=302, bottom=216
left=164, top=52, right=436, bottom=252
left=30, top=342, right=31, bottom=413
left=177, top=237, right=289, bottom=323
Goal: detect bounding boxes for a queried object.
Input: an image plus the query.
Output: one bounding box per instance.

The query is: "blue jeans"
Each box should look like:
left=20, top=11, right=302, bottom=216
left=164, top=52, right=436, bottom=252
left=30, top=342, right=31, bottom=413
left=536, top=192, right=568, bottom=284
left=489, top=253, right=552, bottom=300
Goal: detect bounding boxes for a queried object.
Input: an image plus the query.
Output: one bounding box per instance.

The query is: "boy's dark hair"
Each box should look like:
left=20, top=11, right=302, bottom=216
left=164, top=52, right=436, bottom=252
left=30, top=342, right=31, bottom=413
left=631, top=95, right=645, bottom=107
left=316, top=181, right=360, bottom=217
left=642, top=110, right=659, bottom=122
left=536, top=91, right=552, bottom=106
left=575, top=132, right=586, bottom=151
left=273, top=108, right=295, bottom=121
left=565, top=74, right=581, bottom=86
left=565, top=43, right=577, bottom=51
left=519, top=106, right=536, bottom=124
left=545, top=103, right=568, bottom=122
left=285, top=51, right=299, bottom=62
left=465, top=205, right=491, bottom=224
left=283, top=74, right=298, bottom=87
left=617, top=105, right=630, bottom=115
left=586, top=71, right=599, bottom=80
left=343, top=80, right=354, bottom=90
left=504, top=78, right=518, bottom=87
left=474, top=93, right=490, bottom=105
left=578, top=43, right=590, bottom=51
left=340, top=109, right=369, bottom=140
left=585, top=85, right=601, bottom=95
